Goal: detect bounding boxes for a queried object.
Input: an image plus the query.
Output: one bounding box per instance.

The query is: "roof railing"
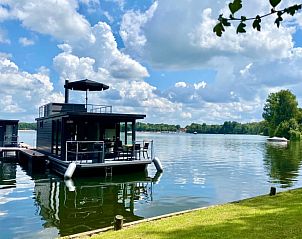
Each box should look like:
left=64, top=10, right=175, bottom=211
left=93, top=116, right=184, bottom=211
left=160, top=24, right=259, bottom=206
left=38, top=103, right=113, bottom=118
left=87, top=104, right=112, bottom=114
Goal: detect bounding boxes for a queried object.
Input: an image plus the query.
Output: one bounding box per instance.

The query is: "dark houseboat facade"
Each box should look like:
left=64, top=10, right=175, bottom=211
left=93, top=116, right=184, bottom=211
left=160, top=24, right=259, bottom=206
left=35, top=80, right=154, bottom=177
left=0, top=119, right=19, bottom=147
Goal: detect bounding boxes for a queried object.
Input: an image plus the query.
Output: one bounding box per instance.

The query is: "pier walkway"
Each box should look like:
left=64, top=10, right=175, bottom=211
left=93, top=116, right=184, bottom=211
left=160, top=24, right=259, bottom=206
left=0, top=147, right=46, bottom=160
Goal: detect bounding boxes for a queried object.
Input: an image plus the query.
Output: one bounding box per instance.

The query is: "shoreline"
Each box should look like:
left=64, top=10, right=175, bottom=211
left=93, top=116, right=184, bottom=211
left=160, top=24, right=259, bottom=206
left=65, top=187, right=288, bottom=239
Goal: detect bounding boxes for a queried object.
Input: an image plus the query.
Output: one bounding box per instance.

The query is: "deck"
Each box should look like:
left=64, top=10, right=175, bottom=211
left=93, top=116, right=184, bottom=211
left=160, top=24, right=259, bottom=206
left=0, top=146, right=153, bottom=177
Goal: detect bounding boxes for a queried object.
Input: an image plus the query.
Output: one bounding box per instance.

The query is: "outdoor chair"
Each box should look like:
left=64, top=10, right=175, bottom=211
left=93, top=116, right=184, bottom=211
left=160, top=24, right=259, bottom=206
left=133, top=143, right=141, bottom=160
left=142, top=142, right=149, bottom=159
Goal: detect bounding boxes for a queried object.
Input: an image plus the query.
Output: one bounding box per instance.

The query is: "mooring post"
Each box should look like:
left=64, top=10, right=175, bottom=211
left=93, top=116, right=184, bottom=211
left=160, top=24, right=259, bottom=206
left=270, top=186, right=276, bottom=196
left=114, top=215, right=124, bottom=230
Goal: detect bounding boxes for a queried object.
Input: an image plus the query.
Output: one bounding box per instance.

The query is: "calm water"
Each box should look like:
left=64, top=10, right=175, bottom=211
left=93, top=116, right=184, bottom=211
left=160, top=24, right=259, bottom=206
left=1, top=131, right=302, bottom=238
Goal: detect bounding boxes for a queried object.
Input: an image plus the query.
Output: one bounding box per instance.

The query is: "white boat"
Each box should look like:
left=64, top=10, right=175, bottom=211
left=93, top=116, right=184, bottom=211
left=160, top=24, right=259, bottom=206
left=267, top=137, right=289, bottom=143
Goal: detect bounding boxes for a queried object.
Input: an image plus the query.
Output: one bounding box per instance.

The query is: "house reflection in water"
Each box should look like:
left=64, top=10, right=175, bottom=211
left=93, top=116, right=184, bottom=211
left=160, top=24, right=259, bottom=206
left=33, top=173, right=155, bottom=236
left=0, top=161, right=16, bottom=190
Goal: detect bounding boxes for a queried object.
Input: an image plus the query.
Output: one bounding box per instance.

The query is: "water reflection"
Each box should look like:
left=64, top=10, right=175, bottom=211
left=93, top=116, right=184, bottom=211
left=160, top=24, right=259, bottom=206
left=0, top=160, right=16, bottom=190
left=264, top=141, right=302, bottom=188
left=33, top=172, right=156, bottom=236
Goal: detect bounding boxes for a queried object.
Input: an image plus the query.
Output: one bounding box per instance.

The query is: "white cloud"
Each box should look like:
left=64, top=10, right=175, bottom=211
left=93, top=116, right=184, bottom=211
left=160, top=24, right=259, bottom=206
left=175, top=82, right=187, bottom=88
left=120, top=2, right=158, bottom=55
left=194, top=81, right=206, bottom=90
left=103, top=11, right=114, bottom=23
left=0, top=56, right=64, bottom=120
left=181, top=112, right=192, bottom=119
left=19, top=37, right=34, bottom=46
left=53, top=50, right=179, bottom=117
left=2, top=0, right=302, bottom=125
left=1, top=0, right=95, bottom=45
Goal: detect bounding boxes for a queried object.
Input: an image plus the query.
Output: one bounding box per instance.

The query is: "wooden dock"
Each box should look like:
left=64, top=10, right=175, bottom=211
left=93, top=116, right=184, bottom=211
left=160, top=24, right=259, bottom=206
left=0, top=147, right=47, bottom=172
left=0, top=147, right=45, bottom=158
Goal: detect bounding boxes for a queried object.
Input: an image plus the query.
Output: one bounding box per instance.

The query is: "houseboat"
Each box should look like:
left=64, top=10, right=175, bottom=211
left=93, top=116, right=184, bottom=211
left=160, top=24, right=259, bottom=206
left=35, top=79, right=160, bottom=177
left=0, top=119, right=18, bottom=147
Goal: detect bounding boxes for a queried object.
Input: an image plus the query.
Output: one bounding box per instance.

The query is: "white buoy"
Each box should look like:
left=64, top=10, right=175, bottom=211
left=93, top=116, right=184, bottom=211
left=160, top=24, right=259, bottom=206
left=153, top=157, right=163, bottom=172
left=64, top=162, right=76, bottom=179
left=64, top=178, right=76, bottom=191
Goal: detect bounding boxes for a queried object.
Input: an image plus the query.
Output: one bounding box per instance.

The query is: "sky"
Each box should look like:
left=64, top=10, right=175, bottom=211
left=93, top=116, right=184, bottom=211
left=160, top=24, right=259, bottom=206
left=0, top=0, right=302, bottom=126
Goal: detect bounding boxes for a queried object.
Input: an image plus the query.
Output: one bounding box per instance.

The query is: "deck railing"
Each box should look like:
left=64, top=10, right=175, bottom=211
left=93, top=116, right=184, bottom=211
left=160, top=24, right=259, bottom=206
left=65, top=141, right=105, bottom=163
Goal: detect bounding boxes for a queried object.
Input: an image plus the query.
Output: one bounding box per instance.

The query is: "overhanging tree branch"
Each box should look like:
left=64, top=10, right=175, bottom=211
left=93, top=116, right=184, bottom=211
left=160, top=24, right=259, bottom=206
left=213, top=0, right=302, bottom=37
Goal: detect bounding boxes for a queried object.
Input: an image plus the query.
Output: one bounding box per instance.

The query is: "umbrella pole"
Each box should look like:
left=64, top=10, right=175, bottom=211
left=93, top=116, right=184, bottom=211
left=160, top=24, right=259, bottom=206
left=85, top=90, right=88, bottom=109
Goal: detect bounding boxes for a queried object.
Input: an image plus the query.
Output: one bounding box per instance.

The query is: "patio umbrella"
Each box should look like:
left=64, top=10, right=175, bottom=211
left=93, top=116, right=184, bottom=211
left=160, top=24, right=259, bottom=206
left=65, top=79, right=109, bottom=107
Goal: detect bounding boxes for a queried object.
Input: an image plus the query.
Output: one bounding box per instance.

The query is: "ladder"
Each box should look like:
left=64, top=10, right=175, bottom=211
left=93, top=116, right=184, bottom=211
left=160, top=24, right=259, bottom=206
left=105, top=166, right=113, bottom=177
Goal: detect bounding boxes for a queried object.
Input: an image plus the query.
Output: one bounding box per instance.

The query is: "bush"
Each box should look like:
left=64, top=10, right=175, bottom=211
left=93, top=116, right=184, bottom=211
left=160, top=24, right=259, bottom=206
left=274, top=118, right=301, bottom=140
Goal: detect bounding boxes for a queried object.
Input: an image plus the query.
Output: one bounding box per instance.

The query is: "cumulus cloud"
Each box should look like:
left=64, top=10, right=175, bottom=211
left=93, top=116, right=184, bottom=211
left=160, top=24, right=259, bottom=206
left=53, top=49, right=179, bottom=118
left=1, top=0, right=302, bottom=125
left=117, top=0, right=302, bottom=124
left=0, top=56, right=64, bottom=120
left=175, top=82, right=187, bottom=88
left=0, top=0, right=95, bottom=45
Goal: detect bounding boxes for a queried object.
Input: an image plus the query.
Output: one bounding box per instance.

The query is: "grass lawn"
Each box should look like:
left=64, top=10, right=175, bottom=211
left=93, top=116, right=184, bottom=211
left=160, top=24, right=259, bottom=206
left=78, top=188, right=302, bottom=239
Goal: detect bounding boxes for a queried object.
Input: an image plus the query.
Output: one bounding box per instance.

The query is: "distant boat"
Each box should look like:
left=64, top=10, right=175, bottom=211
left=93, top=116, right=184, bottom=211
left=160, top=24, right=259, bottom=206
left=267, top=137, right=289, bottom=143
left=193, top=131, right=197, bottom=134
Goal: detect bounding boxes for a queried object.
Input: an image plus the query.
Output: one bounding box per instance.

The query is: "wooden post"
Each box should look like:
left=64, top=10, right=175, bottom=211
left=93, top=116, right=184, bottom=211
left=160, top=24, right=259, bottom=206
left=270, top=186, right=276, bottom=196
left=114, top=215, right=124, bottom=230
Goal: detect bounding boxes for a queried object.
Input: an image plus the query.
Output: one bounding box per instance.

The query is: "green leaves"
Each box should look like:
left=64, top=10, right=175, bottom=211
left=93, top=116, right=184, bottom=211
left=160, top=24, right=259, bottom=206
left=236, top=21, right=246, bottom=34
left=275, top=11, right=283, bottom=28
left=229, top=0, right=242, bottom=15
left=252, top=15, right=261, bottom=31
left=213, top=1, right=302, bottom=37
left=213, top=22, right=225, bottom=37
left=213, top=15, right=231, bottom=37
left=270, top=0, right=281, bottom=8
left=284, top=4, right=302, bottom=16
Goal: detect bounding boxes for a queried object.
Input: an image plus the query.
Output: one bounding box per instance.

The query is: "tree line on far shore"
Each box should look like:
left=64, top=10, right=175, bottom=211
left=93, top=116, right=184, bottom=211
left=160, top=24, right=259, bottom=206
left=184, top=121, right=268, bottom=135
left=136, top=121, right=269, bottom=135
left=18, top=121, right=267, bottom=135
left=19, top=122, right=37, bottom=130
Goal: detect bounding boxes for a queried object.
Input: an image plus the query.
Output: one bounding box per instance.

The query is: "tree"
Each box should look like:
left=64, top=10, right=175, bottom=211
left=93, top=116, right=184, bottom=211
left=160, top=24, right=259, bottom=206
left=214, top=0, right=302, bottom=37
left=262, top=90, right=299, bottom=137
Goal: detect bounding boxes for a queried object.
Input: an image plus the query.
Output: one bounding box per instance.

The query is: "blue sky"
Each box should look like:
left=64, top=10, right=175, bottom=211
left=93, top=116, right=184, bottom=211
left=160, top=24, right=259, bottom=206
left=0, top=0, right=302, bottom=126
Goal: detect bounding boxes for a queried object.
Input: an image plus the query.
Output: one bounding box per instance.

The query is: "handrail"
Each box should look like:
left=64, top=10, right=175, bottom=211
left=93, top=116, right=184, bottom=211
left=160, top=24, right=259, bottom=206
left=65, top=140, right=105, bottom=163
left=38, top=103, right=113, bottom=118
left=87, top=104, right=112, bottom=113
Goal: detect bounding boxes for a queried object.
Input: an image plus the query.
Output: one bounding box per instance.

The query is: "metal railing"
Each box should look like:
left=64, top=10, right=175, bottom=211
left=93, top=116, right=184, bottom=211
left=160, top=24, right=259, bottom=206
left=87, top=104, right=112, bottom=113
left=65, top=141, right=105, bottom=163
left=38, top=103, right=113, bottom=117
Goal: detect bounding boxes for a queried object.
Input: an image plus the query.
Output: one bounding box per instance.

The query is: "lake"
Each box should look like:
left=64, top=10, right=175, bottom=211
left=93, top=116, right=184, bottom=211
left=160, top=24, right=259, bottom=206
left=1, top=131, right=302, bottom=238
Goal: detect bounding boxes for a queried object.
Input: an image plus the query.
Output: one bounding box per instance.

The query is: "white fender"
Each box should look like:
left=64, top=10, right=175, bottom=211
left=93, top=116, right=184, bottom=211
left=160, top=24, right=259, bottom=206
left=64, top=178, right=76, bottom=191
left=64, top=162, right=76, bottom=179
left=153, top=157, right=163, bottom=172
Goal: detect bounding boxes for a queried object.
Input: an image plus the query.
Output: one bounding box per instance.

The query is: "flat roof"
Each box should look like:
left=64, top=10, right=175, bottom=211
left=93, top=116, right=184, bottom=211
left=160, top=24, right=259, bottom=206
left=36, top=111, right=146, bottom=121
left=0, top=119, right=19, bottom=123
